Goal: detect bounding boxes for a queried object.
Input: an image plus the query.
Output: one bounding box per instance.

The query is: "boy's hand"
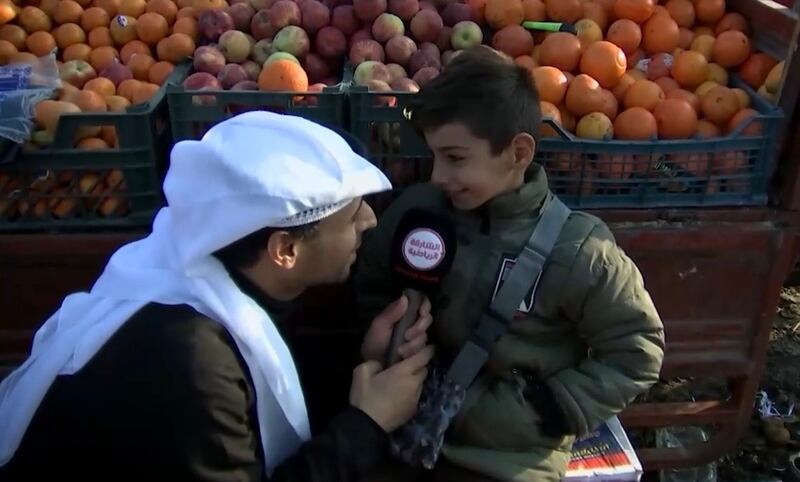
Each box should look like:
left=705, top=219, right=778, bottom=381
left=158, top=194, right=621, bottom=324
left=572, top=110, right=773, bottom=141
left=361, top=294, right=433, bottom=362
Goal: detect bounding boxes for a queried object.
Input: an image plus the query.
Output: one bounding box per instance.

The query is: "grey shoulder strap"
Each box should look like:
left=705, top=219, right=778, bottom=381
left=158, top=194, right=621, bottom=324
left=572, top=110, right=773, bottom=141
left=446, top=195, right=572, bottom=388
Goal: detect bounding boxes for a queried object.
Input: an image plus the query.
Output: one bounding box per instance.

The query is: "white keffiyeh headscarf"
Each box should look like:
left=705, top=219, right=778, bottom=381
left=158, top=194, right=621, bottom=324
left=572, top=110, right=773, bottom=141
left=0, top=111, right=391, bottom=473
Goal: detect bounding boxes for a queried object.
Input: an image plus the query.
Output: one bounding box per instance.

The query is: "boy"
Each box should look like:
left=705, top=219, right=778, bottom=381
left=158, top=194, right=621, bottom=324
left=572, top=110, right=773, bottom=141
left=354, top=47, right=665, bottom=482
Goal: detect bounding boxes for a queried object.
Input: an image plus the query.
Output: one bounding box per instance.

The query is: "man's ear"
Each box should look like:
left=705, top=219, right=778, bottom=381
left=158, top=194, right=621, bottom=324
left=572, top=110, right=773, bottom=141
left=510, top=132, right=536, bottom=170
left=266, top=231, right=298, bottom=269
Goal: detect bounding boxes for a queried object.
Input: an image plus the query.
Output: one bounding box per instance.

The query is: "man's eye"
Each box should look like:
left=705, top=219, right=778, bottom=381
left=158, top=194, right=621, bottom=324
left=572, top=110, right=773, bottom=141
left=449, top=156, right=465, bottom=163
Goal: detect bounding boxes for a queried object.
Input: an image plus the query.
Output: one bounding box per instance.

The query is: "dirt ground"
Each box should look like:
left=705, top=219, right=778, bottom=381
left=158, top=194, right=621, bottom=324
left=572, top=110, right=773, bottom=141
left=636, top=287, right=800, bottom=481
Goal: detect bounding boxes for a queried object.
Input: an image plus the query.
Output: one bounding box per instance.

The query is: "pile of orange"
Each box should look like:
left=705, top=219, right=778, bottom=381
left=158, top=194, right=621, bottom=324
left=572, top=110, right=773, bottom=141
left=517, top=0, right=779, bottom=147
left=1, top=0, right=202, bottom=149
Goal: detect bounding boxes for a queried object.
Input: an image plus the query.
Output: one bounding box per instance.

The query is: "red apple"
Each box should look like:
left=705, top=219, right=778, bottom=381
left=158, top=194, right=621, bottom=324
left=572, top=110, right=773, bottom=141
left=240, top=59, right=262, bottom=80
left=349, top=28, right=374, bottom=48
left=390, top=77, right=420, bottom=91
left=227, top=3, right=256, bottom=31
left=412, top=66, right=439, bottom=86
left=219, top=30, right=252, bottom=63
left=372, top=13, right=404, bottom=43
left=193, top=45, right=227, bottom=76
left=232, top=80, right=259, bottom=89
left=441, top=2, right=471, bottom=26
left=251, top=9, right=277, bottom=40
left=410, top=9, right=443, bottom=43
left=385, top=35, right=417, bottom=66
left=269, top=0, right=302, bottom=30
left=273, top=26, right=310, bottom=59
left=354, top=60, right=391, bottom=85
left=349, top=39, right=385, bottom=64
left=353, top=0, right=387, bottom=23
left=301, top=0, right=331, bottom=34
left=388, top=0, right=419, bottom=22
left=198, top=9, right=235, bottom=42
left=315, top=26, right=347, bottom=58
left=331, top=5, right=359, bottom=36
left=99, top=61, right=133, bottom=87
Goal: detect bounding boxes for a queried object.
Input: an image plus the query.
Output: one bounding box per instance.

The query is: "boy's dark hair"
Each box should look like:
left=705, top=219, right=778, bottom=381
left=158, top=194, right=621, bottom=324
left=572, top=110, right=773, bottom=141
left=213, top=222, right=319, bottom=270
left=407, top=46, right=542, bottom=155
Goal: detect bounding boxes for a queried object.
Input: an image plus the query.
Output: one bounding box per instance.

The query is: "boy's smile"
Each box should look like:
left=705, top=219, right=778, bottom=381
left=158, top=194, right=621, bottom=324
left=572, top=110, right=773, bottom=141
left=423, top=122, right=535, bottom=211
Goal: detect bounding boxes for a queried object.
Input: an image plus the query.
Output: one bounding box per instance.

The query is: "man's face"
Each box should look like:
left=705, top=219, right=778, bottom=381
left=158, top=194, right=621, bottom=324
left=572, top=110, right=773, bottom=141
left=424, top=122, right=529, bottom=211
left=294, top=198, right=377, bottom=285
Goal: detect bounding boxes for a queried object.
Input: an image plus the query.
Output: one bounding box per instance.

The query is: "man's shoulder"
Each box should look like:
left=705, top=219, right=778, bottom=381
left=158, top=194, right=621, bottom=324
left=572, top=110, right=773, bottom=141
left=114, top=303, right=246, bottom=376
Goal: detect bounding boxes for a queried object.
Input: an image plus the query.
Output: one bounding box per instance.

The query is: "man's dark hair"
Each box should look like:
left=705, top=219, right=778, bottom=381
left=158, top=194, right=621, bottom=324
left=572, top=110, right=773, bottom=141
left=213, top=222, right=319, bottom=270
left=407, top=46, right=542, bottom=155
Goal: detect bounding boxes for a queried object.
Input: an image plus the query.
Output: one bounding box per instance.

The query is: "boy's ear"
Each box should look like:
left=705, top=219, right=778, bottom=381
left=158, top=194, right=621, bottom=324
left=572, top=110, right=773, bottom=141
left=510, top=133, right=536, bottom=170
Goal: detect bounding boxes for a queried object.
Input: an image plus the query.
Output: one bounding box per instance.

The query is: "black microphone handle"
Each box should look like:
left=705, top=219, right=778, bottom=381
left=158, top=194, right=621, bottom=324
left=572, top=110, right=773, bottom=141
left=385, top=289, right=423, bottom=367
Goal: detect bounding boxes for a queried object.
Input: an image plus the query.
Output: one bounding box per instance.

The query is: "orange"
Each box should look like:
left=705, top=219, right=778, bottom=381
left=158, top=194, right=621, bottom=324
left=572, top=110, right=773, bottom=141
left=539, top=101, right=563, bottom=137
left=678, top=27, right=693, bottom=49
left=738, top=53, right=777, bottom=89
left=732, top=87, right=749, bottom=109
left=120, top=39, right=151, bottom=63
left=532, top=66, right=568, bottom=104
left=110, top=15, right=138, bottom=45
left=39, top=0, right=59, bottom=17
left=155, top=32, right=195, bottom=63
left=624, top=79, right=664, bottom=111
left=695, top=80, right=719, bottom=97
left=0, top=24, right=26, bottom=50
left=700, top=85, right=739, bottom=126
left=193, top=0, right=228, bottom=14
left=81, top=7, right=110, bottom=31
left=117, top=78, right=142, bottom=101
left=77, top=137, right=110, bottom=149
left=18, top=6, right=51, bottom=33
left=715, top=12, right=749, bottom=36
left=690, top=34, right=714, bottom=61
left=88, top=27, right=114, bottom=48
left=654, top=76, right=679, bottom=93
left=713, top=31, right=750, bottom=68
left=176, top=6, right=196, bottom=20
left=695, top=119, right=720, bottom=138
left=565, top=74, right=606, bottom=117
left=558, top=104, right=577, bottom=132
left=539, top=32, right=582, bottom=72
left=0, top=39, right=16, bottom=65
left=55, top=1, right=84, bottom=25
left=171, top=16, right=197, bottom=39
left=606, top=19, right=640, bottom=54
left=546, top=0, right=583, bottom=23
left=664, top=0, right=694, bottom=28
left=25, top=31, right=56, bottom=57
left=73, top=89, right=108, bottom=111
left=580, top=40, right=626, bottom=88
left=63, top=43, right=91, bottom=63
left=514, top=55, right=538, bottom=73
left=128, top=53, right=155, bottom=80
left=0, top=0, right=17, bottom=26
left=614, top=0, right=653, bottom=23
left=148, top=60, right=174, bottom=84
left=131, top=81, right=159, bottom=104
left=105, top=94, right=131, bottom=112
left=119, top=0, right=147, bottom=18
left=727, top=108, right=761, bottom=136
left=147, top=0, right=179, bottom=24
left=100, top=126, right=117, bottom=148
left=485, top=0, right=524, bottom=29
left=89, top=45, right=119, bottom=72
left=94, top=0, right=121, bottom=17
left=9, top=51, right=37, bottom=64
left=627, top=66, right=646, bottom=80
left=654, top=98, right=697, bottom=138
left=84, top=76, right=116, bottom=97
left=666, top=88, right=700, bottom=112
left=694, top=0, right=724, bottom=25
left=598, top=88, right=619, bottom=119
left=136, top=12, right=169, bottom=45
left=642, top=13, right=679, bottom=54
left=53, top=23, right=87, bottom=50
left=583, top=1, right=609, bottom=31
left=35, top=100, right=81, bottom=133
left=614, top=106, right=657, bottom=139
left=521, top=0, right=545, bottom=21
left=258, top=59, right=309, bottom=92
left=612, top=72, right=636, bottom=101
left=693, top=25, right=714, bottom=37
left=672, top=50, right=708, bottom=88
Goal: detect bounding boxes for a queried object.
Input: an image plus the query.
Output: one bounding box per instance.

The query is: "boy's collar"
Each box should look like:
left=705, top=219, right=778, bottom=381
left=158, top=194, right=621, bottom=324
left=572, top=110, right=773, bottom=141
left=483, top=164, right=549, bottom=220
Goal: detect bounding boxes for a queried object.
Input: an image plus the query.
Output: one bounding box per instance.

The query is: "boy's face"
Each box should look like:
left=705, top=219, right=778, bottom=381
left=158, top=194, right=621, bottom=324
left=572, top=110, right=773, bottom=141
left=423, top=123, right=535, bottom=210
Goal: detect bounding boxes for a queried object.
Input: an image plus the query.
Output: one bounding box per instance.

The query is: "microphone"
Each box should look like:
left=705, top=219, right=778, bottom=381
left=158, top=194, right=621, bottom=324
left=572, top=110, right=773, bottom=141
left=385, top=209, right=457, bottom=366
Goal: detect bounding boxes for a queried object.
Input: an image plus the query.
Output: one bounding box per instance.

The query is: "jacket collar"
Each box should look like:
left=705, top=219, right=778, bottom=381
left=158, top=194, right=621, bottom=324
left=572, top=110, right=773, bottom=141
left=483, top=164, right=550, bottom=220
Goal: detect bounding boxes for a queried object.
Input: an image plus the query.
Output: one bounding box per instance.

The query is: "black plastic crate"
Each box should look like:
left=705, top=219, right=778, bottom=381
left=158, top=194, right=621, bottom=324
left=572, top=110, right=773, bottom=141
left=346, top=79, right=783, bottom=209
left=0, top=62, right=191, bottom=232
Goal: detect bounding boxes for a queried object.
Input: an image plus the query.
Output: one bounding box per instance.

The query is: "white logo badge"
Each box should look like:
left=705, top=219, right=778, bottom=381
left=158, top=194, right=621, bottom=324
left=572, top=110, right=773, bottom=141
left=402, top=228, right=445, bottom=271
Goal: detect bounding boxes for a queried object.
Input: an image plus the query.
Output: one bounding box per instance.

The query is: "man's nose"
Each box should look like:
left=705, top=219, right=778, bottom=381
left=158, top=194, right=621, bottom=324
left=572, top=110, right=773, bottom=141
left=359, top=202, right=377, bottom=231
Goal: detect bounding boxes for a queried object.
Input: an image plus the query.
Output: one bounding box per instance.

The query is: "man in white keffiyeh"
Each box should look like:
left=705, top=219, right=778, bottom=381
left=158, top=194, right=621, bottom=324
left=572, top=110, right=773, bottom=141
left=0, top=111, right=435, bottom=482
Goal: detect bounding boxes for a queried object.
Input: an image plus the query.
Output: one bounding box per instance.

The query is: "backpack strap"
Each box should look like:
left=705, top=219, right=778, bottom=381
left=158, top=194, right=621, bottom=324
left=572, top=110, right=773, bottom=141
left=446, top=195, right=572, bottom=388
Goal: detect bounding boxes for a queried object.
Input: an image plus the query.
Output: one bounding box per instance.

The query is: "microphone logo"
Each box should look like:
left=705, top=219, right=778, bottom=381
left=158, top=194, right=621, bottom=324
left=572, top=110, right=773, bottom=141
left=402, top=228, right=446, bottom=271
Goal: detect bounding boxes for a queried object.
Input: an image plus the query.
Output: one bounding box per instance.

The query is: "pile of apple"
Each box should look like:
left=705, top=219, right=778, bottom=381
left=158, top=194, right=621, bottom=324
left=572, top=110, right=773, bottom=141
left=183, top=0, right=348, bottom=92
left=181, top=0, right=484, bottom=95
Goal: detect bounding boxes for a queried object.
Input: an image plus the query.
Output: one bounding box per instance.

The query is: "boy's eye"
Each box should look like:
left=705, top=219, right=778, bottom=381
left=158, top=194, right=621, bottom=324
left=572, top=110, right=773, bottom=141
left=449, top=155, right=465, bottom=163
